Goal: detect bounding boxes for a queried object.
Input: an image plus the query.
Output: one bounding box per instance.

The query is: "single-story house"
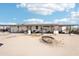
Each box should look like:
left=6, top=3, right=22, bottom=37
left=0, top=24, right=79, bottom=34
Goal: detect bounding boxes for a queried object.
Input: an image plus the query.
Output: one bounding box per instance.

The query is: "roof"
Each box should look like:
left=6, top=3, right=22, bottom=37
left=0, top=23, right=79, bottom=26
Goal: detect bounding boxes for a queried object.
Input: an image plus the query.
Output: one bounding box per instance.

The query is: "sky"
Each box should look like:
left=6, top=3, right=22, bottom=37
left=0, top=3, right=79, bottom=25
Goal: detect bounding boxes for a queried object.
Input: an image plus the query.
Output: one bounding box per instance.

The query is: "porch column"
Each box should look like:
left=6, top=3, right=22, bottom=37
left=69, top=25, right=71, bottom=34
left=17, top=25, right=19, bottom=32
left=41, top=25, right=43, bottom=35
left=50, top=26, right=52, bottom=33
left=27, top=26, right=31, bottom=35
left=53, top=26, right=59, bottom=34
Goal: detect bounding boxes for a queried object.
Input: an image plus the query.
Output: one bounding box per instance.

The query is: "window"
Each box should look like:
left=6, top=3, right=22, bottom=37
left=36, top=26, right=38, bottom=29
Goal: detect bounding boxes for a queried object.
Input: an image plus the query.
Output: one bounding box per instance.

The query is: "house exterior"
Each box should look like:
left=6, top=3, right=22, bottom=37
left=0, top=24, right=78, bottom=34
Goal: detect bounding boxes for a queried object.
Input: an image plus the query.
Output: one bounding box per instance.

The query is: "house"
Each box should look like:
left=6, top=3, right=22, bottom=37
left=0, top=24, right=78, bottom=34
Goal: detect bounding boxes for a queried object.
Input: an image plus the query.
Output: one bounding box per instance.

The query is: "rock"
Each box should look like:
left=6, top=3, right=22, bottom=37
left=42, top=36, right=54, bottom=44
left=0, top=43, right=3, bottom=47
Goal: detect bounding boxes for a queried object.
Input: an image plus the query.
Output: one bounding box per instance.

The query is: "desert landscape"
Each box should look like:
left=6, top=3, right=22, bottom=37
left=0, top=32, right=79, bottom=56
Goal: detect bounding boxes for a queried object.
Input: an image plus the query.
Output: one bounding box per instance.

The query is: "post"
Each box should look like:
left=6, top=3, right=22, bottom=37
left=17, top=25, right=19, bottom=33
left=27, top=26, right=31, bottom=35
left=41, top=26, right=43, bottom=35
left=69, top=25, right=71, bottom=35
left=54, top=26, right=59, bottom=35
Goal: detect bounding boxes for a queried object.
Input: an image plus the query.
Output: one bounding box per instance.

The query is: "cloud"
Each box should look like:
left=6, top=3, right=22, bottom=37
left=71, top=11, right=79, bottom=19
left=16, top=3, right=26, bottom=8
left=24, top=18, right=43, bottom=23
left=13, top=18, right=16, bottom=20
left=53, top=11, right=79, bottom=24
left=70, top=11, right=79, bottom=24
left=53, top=18, right=69, bottom=24
left=53, top=18, right=79, bottom=24
left=23, top=10, right=79, bottom=24
left=24, top=17, right=78, bottom=24
left=16, top=3, right=75, bottom=15
left=24, top=18, right=52, bottom=24
left=16, top=3, right=78, bottom=24
left=0, top=22, right=17, bottom=25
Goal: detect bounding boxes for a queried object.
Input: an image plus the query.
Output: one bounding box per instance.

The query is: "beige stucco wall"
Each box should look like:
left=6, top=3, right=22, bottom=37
left=9, top=25, right=70, bottom=33
left=0, top=26, right=4, bottom=29
left=10, top=26, right=28, bottom=32
left=18, top=26, right=27, bottom=32
left=10, top=26, right=19, bottom=32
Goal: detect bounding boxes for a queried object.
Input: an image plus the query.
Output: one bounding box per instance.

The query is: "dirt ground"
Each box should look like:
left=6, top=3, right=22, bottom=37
left=0, top=32, right=79, bottom=56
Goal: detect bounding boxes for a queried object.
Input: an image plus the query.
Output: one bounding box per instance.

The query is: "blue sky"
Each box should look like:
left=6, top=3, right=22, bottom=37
left=0, top=3, right=79, bottom=24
